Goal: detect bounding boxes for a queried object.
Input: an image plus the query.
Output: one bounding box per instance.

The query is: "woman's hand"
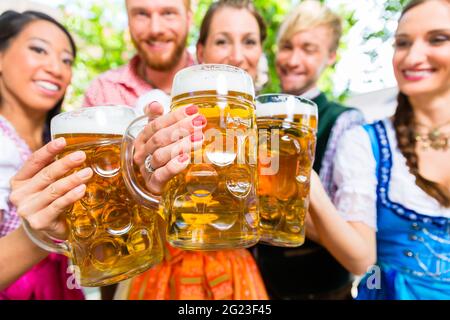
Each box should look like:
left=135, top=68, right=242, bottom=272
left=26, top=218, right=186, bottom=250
left=133, top=102, right=205, bottom=195
left=9, top=138, right=93, bottom=239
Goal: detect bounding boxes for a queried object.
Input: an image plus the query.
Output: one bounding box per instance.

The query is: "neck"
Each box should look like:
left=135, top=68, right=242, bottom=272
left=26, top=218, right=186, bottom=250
left=0, top=97, right=46, bottom=151
left=139, top=52, right=189, bottom=94
left=409, top=90, right=450, bottom=128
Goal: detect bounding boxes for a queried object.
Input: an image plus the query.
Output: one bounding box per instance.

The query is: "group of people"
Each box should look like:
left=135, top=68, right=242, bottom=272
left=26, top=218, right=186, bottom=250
left=0, top=0, right=449, bottom=300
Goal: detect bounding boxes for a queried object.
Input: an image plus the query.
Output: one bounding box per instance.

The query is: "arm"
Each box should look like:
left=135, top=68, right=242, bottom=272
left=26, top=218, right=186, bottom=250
left=0, top=226, right=48, bottom=290
left=309, top=171, right=376, bottom=275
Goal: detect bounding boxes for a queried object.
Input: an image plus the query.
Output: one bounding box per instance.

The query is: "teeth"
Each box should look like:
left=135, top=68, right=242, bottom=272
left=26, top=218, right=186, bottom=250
left=404, top=70, right=432, bottom=78
left=35, top=81, right=59, bottom=92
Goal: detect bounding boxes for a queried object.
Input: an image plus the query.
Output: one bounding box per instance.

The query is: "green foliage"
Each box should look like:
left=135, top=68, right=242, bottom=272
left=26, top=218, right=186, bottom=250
left=59, top=0, right=407, bottom=108
left=60, top=0, right=134, bottom=109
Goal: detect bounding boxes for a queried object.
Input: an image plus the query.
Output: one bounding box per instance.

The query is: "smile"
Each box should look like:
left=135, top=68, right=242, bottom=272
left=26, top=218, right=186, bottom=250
left=34, top=80, right=60, bottom=92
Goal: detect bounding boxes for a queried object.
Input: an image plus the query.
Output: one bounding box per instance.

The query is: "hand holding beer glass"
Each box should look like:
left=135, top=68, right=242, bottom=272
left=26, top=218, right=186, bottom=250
left=123, top=64, right=260, bottom=250
left=256, top=94, right=317, bottom=247
left=23, top=106, right=163, bottom=287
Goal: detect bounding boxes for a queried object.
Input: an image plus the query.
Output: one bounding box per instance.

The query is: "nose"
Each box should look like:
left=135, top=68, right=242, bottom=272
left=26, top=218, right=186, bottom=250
left=403, top=40, right=428, bottom=66
left=44, top=55, right=64, bottom=79
left=286, top=48, right=303, bottom=68
left=229, top=44, right=245, bottom=67
left=149, top=14, right=163, bottom=36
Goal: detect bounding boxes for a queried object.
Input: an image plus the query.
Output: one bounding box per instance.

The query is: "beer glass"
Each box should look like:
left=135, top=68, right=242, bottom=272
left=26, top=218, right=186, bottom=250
left=24, top=106, right=163, bottom=287
left=256, top=94, right=317, bottom=247
left=123, top=64, right=259, bottom=250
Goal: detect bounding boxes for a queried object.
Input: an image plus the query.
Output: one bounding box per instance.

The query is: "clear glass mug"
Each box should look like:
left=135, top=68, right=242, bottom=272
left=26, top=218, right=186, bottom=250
left=256, top=94, right=318, bottom=247
left=24, top=106, right=164, bottom=287
left=123, top=64, right=260, bottom=250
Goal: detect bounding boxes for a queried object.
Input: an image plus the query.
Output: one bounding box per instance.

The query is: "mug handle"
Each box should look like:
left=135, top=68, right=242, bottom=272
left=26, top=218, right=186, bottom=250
left=121, top=115, right=161, bottom=211
left=22, top=219, right=71, bottom=256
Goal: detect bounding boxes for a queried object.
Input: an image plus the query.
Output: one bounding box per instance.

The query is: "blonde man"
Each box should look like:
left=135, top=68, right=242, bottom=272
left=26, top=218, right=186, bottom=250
left=254, top=0, right=365, bottom=300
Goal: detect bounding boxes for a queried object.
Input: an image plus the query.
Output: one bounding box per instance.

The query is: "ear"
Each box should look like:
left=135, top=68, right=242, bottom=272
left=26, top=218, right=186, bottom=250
left=326, top=50, right=337, bottom=67
left=196, top=43, right=204, bottom=64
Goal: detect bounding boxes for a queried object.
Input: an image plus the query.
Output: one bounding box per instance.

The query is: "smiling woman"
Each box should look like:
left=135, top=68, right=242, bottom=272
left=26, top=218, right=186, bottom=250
left=0, top=10, right=84, bottom=300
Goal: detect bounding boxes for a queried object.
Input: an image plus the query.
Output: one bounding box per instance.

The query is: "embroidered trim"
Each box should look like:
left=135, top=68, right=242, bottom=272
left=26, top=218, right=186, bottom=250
left=372, top=121, right=449, bottom=228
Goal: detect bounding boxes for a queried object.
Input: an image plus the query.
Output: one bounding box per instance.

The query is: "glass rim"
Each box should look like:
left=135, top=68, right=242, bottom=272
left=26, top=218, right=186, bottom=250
left=50, top=105, right=136, bottom=137
left=256, top=93, right=317, bottom=108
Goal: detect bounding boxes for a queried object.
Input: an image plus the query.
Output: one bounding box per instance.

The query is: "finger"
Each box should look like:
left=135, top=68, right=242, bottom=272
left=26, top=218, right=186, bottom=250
left=137, top=104, right=200, bottom=144
left=12, top=138, right=66, bottom=182
left=136, top=114, right=206, bottom=165
left=144, top=101, right=164, bottom=120
left=149, top=131, right=204, bottom=169
left=16, top=168, right=93, bottom=220
left=145, top=153, right=190, bottom=195
left=10, top=151, right=87, bottom=204
left=26, top=184, right=87, bottom=237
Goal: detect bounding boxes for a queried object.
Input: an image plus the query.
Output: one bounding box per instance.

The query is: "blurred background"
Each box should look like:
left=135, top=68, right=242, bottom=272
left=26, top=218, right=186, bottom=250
left=0, top=0, right=408, bottom=120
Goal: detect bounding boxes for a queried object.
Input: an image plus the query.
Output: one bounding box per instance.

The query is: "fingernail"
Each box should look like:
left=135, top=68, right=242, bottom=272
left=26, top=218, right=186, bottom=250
left=76, top=168, right=92, bottom=179
left=178, top=153, right=189, bottom=163
left=54, top=137, right=66, bottom=148
left=190, top=132, right=203, bottom=142
left=74, top=184, right=86, bottom=194
left=70, top=151, right=85, bottom=161
left=185, top=105, right=198, bottom=116
left=192, top=115, right=206, bottom=127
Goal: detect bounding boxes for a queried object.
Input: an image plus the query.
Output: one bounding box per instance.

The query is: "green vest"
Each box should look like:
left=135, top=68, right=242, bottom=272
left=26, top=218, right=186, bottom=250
left=312, top=93, right=355, bottom=173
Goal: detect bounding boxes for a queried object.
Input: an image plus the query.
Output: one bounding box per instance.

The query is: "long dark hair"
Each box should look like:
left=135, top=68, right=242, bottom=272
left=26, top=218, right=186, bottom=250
left=393, top=0, right=450, bottom=207
left=0, top=10, right=77, bottom=143
left=197, top=0, right=267, bottom=47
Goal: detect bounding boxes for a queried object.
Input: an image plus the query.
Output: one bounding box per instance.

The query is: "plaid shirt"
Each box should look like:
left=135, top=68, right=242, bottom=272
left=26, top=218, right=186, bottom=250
left=0, top=116, right=32, bottom=237
left=83, top=53, right=195, bottom=109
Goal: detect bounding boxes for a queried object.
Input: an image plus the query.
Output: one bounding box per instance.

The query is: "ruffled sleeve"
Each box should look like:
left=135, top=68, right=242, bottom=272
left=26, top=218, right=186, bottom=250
left=0, top=134, right=22, bottom=216
left=332, top=126, right=378, bottom=230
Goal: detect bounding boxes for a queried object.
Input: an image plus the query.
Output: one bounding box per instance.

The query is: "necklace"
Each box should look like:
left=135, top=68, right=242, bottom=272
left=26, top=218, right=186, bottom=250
left=414, top=119, right=450, bottom=151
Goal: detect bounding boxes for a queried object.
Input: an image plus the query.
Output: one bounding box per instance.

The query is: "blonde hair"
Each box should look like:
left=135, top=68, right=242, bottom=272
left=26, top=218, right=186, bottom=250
left=278, top=0, right=342, bottom=52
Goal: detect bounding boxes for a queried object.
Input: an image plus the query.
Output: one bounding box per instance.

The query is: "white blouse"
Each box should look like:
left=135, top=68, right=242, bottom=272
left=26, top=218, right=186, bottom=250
left=332, top=118, right=450, bottom=230
left=0, top=119, right=25, bottom=214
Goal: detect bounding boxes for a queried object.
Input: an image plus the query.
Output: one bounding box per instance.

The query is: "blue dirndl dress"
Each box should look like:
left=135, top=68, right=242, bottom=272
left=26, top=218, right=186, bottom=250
left=356, top=121, right=450, bottom=300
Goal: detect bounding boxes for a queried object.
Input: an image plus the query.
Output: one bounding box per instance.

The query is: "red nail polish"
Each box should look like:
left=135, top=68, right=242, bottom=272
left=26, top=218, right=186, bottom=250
left=185, top=105, right=198, bottom=116
left=192, top=115, right=206, bottom=127
left=178, top=153, right=189, bottom=163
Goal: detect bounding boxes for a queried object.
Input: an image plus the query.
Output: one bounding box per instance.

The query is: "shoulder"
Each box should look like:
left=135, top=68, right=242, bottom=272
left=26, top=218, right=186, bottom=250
left=0, top=133, right=22, bottom=169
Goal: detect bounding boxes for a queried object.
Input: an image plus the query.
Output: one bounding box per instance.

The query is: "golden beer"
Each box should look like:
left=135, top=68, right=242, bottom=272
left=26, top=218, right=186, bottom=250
left=168, top=89, right=258, bottom=250
left=50, top=107, right=163, bottom=287
left=256, top=94, right=317, bottom=247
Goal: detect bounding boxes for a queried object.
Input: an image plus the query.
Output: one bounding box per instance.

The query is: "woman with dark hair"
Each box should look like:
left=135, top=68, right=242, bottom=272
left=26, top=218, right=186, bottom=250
left=113, top=0, right=269, bottom=300
left=305, top=0, right=450, bottom=299
left=0, top=10, right=84, bottom=299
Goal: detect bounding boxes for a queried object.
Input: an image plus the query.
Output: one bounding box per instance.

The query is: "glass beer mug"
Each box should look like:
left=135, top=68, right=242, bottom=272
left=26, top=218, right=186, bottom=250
left=256, top=94, right=317, bottom=247
left=24, top=106, right=163, bottom=287
left=123, top=64, right=260, bottom=250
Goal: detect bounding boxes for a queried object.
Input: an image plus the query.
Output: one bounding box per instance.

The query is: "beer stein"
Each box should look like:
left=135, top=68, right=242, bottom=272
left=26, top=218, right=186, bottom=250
left=123, top=64, right=259, bottom=250
left=24, top=106, right=163, bottom=287
left=256, top=94, right=317, bottom=247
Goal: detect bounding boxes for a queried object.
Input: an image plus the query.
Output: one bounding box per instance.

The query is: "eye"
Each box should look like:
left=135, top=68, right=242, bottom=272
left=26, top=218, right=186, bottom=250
left=303, top=44, right=318, bottom=54
left=280, top=42, right=293, bottom=51
left=63, top=57, right=74, bottom=66
left=162, top=9, right=177, bottom=17
left=244, top=38, right=258, bottom=46
left=30, top=45, right=47, bottom=55
left=394, top=38, right=411, bottom=49
left=429, top=35, right=449, bottom=46
left=214, top=38, right=228, bottom=46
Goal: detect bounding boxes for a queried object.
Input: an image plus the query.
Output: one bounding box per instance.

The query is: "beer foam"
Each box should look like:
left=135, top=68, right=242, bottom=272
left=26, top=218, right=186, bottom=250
left=256, top=96, right=317, bottom=118
left=171, top=64, right=255, bottom=99
left=51, top=106, right=137, bottom=136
